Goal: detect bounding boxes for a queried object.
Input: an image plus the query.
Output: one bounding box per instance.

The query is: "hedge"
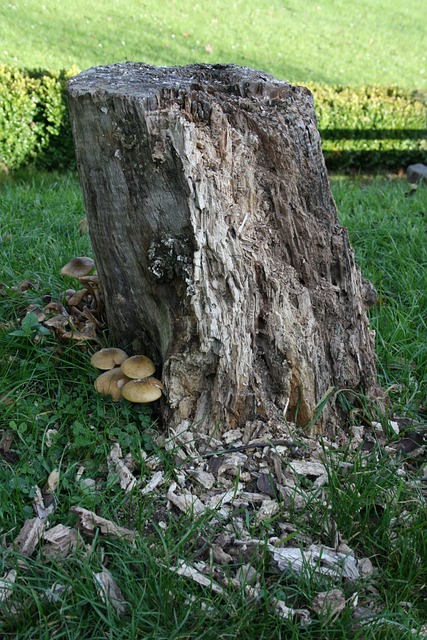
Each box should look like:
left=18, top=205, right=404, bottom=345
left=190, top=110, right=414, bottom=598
left=307, top=83, right=427, bottom=170
left=0, top=65, right=77, bottom=171
left=0, top=64, right=425, bottom=172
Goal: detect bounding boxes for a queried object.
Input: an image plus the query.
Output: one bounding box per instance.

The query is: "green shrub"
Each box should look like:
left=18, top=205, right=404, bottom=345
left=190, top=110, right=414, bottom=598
left=0, top=64, right=425, bottom=172
left=308, top=83, right=427, bottom=170
left=0, top=65, right=77, bottom=171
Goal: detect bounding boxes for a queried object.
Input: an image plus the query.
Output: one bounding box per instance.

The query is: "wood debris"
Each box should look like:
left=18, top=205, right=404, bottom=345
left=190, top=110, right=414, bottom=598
left=42, top=524, right=80, bottom=558
left=170, top=560, right=224, bottom=594
left=10, top=517, right=45, bottom=556
left=93, top=569, right=126, bottom=615
left=270, top=544, right=360, bottom=580
left=107, top=443, right=138, bottom=492
left=71, top=506, right=135, bottom=542
left=0, top=570, right=17, bottom=602
left=312, top=588, right=347, bottom=618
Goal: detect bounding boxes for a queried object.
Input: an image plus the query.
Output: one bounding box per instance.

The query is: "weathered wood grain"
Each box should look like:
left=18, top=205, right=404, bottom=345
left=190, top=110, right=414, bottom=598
left=67, top=63, right=380, bottom=437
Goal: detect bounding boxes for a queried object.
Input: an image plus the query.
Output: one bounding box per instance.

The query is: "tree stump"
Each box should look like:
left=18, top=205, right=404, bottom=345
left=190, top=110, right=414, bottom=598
left=67, top=63, right=380, bottom=438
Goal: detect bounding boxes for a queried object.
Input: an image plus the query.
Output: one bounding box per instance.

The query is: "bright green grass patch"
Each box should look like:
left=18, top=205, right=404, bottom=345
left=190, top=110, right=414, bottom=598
left=0, top=0, right=426, bottom=88
left=332, top=176, right=426, bottom=414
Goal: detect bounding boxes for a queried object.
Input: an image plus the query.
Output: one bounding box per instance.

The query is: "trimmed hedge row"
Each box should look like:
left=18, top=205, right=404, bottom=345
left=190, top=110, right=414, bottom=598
left=307, top=83, right=426, bottom=170
left=0, top=65, right=77, bottom=171
left=0, top=65, right=425, bottom=172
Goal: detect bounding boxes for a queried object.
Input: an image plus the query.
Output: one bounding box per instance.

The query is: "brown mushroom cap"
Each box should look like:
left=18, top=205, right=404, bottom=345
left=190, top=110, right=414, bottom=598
left=120, top=355, right=156, bottom=379
left=121, top=377, right=163, bottom=403
left=90, top=348, right=129, bottom=370
left=67, top=288, right=88, bottom=306
left=61, top=257, right=94, bottom=278
left=94, top=368, right=130, bottom=402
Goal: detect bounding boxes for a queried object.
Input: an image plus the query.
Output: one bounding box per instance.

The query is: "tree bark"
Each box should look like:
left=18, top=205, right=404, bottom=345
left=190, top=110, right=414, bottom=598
left=67, top=63, right=380, bottom=438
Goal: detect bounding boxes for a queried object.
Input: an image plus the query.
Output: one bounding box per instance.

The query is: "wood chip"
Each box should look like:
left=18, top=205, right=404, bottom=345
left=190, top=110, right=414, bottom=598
left=171, top=559, right=224, bottom=594
left=42, top=524, right=79, bottom=558
left=93, top=569, right=126, bottom=614
left=167, top=484, right=205, bottom=514
left=312, top=588, right=346, bottom=617
left=107, top=443, right=137, bottom=492
left=288, top=460, right=326, bottom=477
left=0, top=569, right=17, bottom=602
left=270, top=544, right=360, bottom=580
left=272, top=598, right=311, bottom=625
left=140, top=470, right=164, bottom=494
left=256, top=472, right=277, bottom=496
left=188, top=467, right=215, bottom=489
left=211, top=544, right=233, bottom=565
left=71, top=506, right=135, bottom=541
left=11, top=517, right=45, bottom=556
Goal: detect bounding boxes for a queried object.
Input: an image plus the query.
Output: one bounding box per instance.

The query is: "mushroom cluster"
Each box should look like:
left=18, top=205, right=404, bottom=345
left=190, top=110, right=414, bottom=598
left=91, top=348, right=163, bottom=404
left=61, top=256, right=103, bottom=320
left=16, top=256, right=105, bottom=344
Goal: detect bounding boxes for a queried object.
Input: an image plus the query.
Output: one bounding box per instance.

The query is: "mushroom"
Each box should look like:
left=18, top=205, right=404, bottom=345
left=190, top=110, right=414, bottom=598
left=94, top=368, right=130, bottom=402
left=121, top=377, right=163, bottom=403
left=61, top=257, right=94, bottom=279
left=90, top=348, right=129, bottom=370
left=67, top=289, right=88, bottom=307
left=120, top=355, right=156, bottom=379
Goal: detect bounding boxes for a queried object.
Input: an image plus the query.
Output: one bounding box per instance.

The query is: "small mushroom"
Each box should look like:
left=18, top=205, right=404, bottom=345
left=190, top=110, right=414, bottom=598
left=120, top=355, right=156, bottom=379
left=94, top=368, right=130, bottom=402
left=121, top=377, right=163, bottom=403
left=61, top=257, right=94, bottom=279
left=90, top=348, right=129, bottom=370
left=67, top=289, right=88, bottom=307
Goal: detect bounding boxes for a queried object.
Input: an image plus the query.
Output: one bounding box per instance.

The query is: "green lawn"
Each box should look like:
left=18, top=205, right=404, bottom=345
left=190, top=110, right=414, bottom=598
left=0, top=0, right=426, bottom=87
left=0, top=1, right=426, bottom=637
left=0, top=173, right=426, bottom=639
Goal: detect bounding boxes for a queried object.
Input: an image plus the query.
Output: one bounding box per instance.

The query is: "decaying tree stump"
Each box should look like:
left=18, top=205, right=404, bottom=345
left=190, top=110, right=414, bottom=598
left=67, top=63, right=380, bottom=438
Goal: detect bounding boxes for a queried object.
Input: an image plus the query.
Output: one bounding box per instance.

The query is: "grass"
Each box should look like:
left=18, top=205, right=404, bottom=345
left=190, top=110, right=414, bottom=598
left=0, top=0, right=426, bottom=88
left=0, top=172, right=426, bottom=638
